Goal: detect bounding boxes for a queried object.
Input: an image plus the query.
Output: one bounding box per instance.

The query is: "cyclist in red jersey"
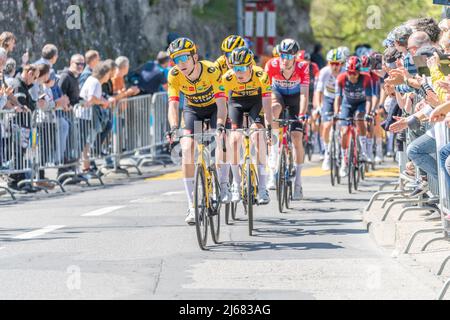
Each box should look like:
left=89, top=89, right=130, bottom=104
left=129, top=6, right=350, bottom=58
left=335, top=56, right=373, bottom=177
left=264, top=39, right=310, bottom=200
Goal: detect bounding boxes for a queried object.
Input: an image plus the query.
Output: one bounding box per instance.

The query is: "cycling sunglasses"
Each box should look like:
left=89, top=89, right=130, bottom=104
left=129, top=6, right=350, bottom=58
left=330, top=62, right=342, bottom=66
left=348, top=71, right=358, bottom=76
left=233, top=65, right=249, bottom=73
left=280, top=53, right=295, bottom=60
left=173, top=54, right=190, bottom=65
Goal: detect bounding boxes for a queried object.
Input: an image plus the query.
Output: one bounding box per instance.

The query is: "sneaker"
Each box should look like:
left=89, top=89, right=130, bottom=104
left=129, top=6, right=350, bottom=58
left=220, top=183, right=232, bottom=204
left=408, top=181, right=429, bottom=197
left=258, top=188, right=270, bottom=205
left=360, top=153, right=369, bottom=163
left=322, top=156, right=331, bottom=171
left=424, top=211, right=441, bottom=221
left=292, top=185, right=304, bottom=201
left=231, top=183, right=241, bottom=202
left=267, top=173, right=277, bottom=190
left=185, top=208, right=196, bottom=225
left=374, top=155, right=383, bottom=164
left=366, top=153, right=374, bottom=164
left=319, top=154, right=325, bottom=161
left=386, top=151, right=394, bottom=157
left=339, top=164, right=348, bottom=178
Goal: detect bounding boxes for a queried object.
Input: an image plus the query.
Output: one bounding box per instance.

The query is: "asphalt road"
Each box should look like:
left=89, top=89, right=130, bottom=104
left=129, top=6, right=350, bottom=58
left=0, top=159, right=441, bottom=299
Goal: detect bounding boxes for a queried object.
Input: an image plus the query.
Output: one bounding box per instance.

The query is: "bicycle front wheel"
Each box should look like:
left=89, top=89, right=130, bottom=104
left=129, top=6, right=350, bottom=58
left=277, top=150, right=286, bottom=213
left=348, top=138, right=354, bottom=194
left=209, top=167, right=221, bottom=244
left=194, top=165, right=208, bottom=250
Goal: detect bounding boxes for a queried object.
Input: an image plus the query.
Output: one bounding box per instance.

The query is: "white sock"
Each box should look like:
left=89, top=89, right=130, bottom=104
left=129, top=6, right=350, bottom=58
left=295, top=164, right=303, bottom=188
left=319, top=136, right=325, bottom=153
left=376, top=138, right=383, bottom=157
left=324, top=143, right=329, bottom=157
left=183, top=178, right=194, bottom=208
left=366, top=138, right=374, bottom=158
left=218, top=164, right=230, bottom=185
left=231, top=165, right=241, bottom=186
left=359, top=136, right=368, bottom=155
left=258, top=165, right=266, bottom=190
left=269, top=140, right=279, bottom=170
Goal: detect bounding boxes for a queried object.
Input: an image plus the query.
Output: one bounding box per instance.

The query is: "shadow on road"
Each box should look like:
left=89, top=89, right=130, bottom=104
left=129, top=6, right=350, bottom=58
left=209, top=241, right=344, bottom=252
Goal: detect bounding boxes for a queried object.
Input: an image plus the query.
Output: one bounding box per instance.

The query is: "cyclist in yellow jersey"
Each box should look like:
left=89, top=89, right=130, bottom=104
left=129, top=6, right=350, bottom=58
left=167, top=37, right=228, bottom=225
left=223, top=46, right=274, bottom=205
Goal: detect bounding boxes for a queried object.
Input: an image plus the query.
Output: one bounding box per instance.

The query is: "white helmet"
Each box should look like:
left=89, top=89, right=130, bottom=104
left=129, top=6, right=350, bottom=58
left=338, top=46, right=350, bottom=60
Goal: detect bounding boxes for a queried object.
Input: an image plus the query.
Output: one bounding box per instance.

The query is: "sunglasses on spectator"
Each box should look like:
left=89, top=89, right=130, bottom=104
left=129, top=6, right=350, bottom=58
left=75, top=62, right=85, bottom=67
left=233, top=65, right=249, bottom=73
left=173, top=54, right=190, bottom=65
left=280, top=53, right=295, bottom=60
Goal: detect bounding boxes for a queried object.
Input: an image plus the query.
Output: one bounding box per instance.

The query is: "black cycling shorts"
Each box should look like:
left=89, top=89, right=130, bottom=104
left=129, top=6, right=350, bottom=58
left=273, top=91, right=303, bottom=132
left=229, top=95, right=263, bottom=129
left=183, top=104, right=217, bottom=133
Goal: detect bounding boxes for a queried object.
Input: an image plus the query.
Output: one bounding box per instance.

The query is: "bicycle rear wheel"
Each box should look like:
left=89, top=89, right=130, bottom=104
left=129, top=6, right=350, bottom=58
left=194, top=165, right=208, bottom=250
left=209, top=167, right=221, bottom=244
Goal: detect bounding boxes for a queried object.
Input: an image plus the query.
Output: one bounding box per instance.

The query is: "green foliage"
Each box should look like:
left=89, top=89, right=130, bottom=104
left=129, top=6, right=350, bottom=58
left=192, top=0, right=236, bottom=27
left=311, top=0, right=442, bottom=53
left=35, top=0, right=45, bottom=17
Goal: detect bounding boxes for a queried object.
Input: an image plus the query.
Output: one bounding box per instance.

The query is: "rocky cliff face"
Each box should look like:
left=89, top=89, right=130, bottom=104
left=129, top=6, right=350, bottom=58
left=0, top=0, right=313, bottom=69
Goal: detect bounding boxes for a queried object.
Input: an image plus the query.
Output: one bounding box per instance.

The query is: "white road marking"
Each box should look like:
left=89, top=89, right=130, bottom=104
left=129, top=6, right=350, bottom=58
left=13, top=225, right=65, bottom=240
left=82, top=206, right=125, bottom=217
left=161, top=191, right=184, bottom=196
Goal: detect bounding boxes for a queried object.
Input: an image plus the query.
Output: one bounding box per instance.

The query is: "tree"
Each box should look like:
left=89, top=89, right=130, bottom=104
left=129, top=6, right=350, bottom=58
left=311, top=0, right=442, bottom=53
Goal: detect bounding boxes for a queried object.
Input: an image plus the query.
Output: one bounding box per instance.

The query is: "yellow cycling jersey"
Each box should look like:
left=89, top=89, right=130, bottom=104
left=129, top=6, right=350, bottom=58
left=215, top=55, right=257, bottom=76
left=168, top=60, right=226, bottom=108
left=222, top=66, right=272, bottom=100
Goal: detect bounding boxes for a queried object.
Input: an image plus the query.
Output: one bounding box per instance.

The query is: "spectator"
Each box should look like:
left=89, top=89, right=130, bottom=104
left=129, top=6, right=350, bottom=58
left=128, top=55, right=168, bottom=95
left=79, top=50, right=100, bottom=89
left=156, top=51, right=171, bottom=90
left=59, top=54, right=84, bottom=106
left=0, top=48, right=10, bottom=111
left=112, top=56, right=140, bottom=99
left=438, top=18, right=450, bottom=54
left=311, top=43, right=326, bottom=69
left=0, top=32, right=16, bottom=54
left=79, top=61, right=112, bottom=173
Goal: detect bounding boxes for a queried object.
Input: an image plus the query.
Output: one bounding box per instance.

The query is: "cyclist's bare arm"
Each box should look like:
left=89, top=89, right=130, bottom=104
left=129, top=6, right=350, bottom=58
left=216, top=97, right=228, bottom=127
left=168, top=100, right=180, bottom=129
left=314, top=90, right=323, bottom=111
left=300, top=85, right=309, bottom=115
left=366, top=97, right=372, bottom=115
left=262, top=96, right=273, bottom=127
left=334, top=96, right=341, bottom=115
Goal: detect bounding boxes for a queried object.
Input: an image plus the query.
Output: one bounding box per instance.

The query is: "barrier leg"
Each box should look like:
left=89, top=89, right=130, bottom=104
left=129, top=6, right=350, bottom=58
left=437, top=256, right=450, bottom=276
left=403, top=228, right=444, bottom=254
left=0, top=186, right=16, bottom=200
left=365, top=190, right=410, bottom=211
left=421, top=236, right=450, bottom=252
left=381, top=198, right=422, bottom=221
left=438, top=279, right=450, bottom=300
left=398, top=206, right=439, bottom=221
left=381, top=194, right=410, bottom=209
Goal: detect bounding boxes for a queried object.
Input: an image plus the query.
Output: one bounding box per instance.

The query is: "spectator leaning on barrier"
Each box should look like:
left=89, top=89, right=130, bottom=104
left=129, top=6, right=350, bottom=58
left=79, top=61, right=111, bottom=173
left=156, top=51, right=170, bottom=87
left=79, top=50, right=100, bottom=89
left=439, top=19, right=450, bottom=54
left=128, top=55, right=168, bottom=95
left=111, top=56, right=140, bottom=99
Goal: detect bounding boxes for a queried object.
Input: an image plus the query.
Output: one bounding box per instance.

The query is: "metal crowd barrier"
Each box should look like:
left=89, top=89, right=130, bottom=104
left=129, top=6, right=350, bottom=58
left=1, top=93, right=171, bottom=200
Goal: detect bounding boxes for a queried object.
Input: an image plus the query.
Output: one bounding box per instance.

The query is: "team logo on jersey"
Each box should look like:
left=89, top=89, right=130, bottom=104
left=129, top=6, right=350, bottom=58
left=266, top=86, right=272, bottom=91
left=207, top=67, right=216, bottom=73
left=188, top=87, right=195, bottom=91
left=256, top=71, right=263, bottom=77
left=219, top=85, right=225, bottom=91
left=171, top=68, right=179, bottom=76
left=225, top=74, right=233, bottom=82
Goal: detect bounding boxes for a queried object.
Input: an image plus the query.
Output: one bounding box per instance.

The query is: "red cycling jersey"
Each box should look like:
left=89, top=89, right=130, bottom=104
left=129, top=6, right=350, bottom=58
left=264, top=57, right=310, bottom=96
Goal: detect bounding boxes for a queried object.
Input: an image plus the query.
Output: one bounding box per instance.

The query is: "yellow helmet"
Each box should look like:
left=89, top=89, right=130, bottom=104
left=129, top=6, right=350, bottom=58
left=273, top=45, right=280, bottom=57
left=168, top=37, right=197, bottom=59
left=221, top=35, right=246, bottom=54
left=229, top=46, right=254, bottom=67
